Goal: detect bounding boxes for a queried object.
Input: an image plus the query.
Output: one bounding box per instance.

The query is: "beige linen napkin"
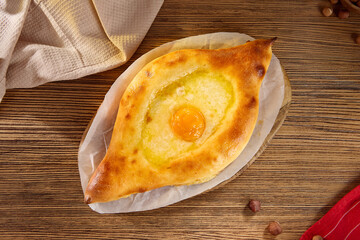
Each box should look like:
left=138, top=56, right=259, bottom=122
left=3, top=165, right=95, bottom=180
left=0, top=0, right=163, bottom=102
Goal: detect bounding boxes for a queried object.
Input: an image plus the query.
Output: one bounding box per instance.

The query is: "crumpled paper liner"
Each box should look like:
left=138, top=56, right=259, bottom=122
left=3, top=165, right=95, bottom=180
left=78, top=32, right=291, bottom=213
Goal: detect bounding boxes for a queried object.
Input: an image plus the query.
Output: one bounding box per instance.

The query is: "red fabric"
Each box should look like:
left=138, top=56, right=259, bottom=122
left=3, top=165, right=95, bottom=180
left=301, top=185, right=360, bottom=240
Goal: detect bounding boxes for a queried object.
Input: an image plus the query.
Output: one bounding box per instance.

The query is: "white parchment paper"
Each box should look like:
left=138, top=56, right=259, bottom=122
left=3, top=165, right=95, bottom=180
left=78, top=32, right=284, bottom=213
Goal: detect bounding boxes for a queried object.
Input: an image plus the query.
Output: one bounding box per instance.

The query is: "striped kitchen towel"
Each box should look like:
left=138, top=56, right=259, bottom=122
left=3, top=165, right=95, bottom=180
left=301, top=185, right=360, bottom=240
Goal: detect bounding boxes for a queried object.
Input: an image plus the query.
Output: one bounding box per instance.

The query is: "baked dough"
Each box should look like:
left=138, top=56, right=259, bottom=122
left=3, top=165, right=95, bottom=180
left=84, top=38, right=275, bottom=204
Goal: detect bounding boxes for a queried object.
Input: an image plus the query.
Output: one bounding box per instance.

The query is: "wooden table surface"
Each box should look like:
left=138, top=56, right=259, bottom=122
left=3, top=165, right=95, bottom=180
left=1, top=0, right=360, bottom=239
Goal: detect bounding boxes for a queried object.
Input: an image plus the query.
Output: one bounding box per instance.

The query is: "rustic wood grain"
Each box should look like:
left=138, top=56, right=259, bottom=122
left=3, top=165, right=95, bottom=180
left=0, top=0, right=359, bottom=239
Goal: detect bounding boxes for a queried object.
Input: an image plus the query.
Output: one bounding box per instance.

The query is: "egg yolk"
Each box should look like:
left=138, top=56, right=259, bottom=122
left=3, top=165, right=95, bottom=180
left=170, top=106, right=206, bottom=142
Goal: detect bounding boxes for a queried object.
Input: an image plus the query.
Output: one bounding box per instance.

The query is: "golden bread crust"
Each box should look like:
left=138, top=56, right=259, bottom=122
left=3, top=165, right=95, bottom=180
left=84, top=39, right=274, bottom=204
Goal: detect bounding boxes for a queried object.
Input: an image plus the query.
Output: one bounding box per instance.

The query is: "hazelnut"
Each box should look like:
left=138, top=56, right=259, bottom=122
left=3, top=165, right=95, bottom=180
left=248, top=200, right=261, bottom=212
left=322, top=7, right=333, bottom=17
left=338, top=9, right=350, bottom=19
left=356, top=35, right=360, bottom=45
left=357, top=1, right=360, bottom=7
left=350, top=0, right=358, bottom=2
left=268, top=221, right=282, bottom=236
left=330, top=0, right=338, bottom=4
left=312, top=235, right=323, bottom=240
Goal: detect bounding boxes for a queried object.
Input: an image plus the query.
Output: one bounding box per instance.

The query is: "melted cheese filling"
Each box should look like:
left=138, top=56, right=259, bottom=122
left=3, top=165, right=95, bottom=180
left=141, top=70, right=234, bottom=166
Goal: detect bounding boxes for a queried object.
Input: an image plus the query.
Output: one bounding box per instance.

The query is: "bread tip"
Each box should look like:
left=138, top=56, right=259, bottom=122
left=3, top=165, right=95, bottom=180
left=84, top=195, right=92, bottom=204
left=270, top=37, right=277, bottom=45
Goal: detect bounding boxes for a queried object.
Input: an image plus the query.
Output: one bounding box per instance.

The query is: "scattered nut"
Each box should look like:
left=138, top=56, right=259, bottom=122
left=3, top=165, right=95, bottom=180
left=330, top=0, right=339, bottom=4
left=312, top=235, right=323, bottom=240
left=268, top=221, right=282, bottom=236
left=338, top=9, right=350, bottom=19
left=350, top=0, right=358, bottom=3
left=357, top=1, right=360, bottom=7
left=356, top=35, right=360, bottom=45
left=322, top=7, right=333, bottom=17
left=248, top=200, right=261, bottom=212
